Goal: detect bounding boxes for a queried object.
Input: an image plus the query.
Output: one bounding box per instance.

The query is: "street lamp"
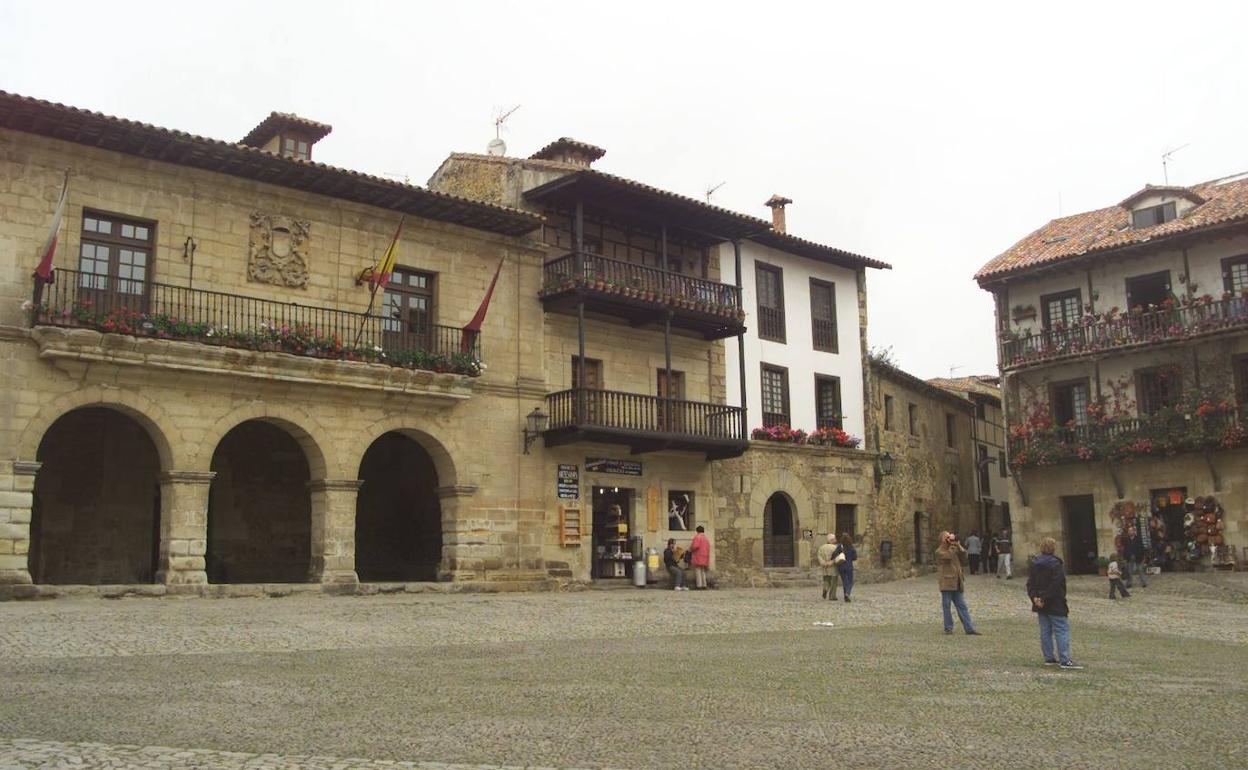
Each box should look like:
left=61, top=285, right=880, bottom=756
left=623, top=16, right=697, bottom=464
left=522, top=407, right=549, bottom=454
left=875, top=451, right=896, bottom=490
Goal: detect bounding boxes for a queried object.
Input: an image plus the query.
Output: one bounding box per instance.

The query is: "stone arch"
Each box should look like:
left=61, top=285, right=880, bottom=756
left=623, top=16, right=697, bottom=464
left=17, top=386, right=176, bottom=470
left=32, top=407, right=162, bottom=584
left=198, top=405, right=330, bottom=479
left=349, top=417, right=459, bottom=488
left=354, top=431, right=443, bottom=582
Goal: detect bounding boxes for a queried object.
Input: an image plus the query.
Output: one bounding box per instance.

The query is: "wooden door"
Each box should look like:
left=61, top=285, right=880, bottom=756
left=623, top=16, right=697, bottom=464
left=77, top=213, right=153, bottom=318
left=572, top=357, right=603, bottom=423
left=1062, top=495, right=1099, bottom=575
left=763, top=493, right=794, bottom=567
left=656, top=369, right=685, bottom=432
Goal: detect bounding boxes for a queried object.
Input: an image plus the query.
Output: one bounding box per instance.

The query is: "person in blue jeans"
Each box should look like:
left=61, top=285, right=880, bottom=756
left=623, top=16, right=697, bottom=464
left=1026, top=537, right=1084, bottom=670
left=1122, top=525, right=1148, bottom=588
left=935, top=531, right=980, bottom=635
left=838, top=532, right=858, bottom=603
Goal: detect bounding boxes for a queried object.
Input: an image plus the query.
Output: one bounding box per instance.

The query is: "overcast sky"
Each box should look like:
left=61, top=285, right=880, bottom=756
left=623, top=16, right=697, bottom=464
left=3, top=1, right=1246, bottom=379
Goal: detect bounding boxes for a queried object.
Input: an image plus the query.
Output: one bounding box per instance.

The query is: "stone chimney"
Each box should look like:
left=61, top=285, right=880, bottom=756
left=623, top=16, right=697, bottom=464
left=529, top=138, right=606, bottom=167
left=240, top=112, right=332, bottom=161
left=765, top=195, right=793, bottom=233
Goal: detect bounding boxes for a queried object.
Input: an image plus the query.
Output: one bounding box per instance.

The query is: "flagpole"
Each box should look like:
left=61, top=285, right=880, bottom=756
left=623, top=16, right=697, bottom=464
left=352, top=216, right=404, bottom=350
left=352, top=278, right=382, bottom=349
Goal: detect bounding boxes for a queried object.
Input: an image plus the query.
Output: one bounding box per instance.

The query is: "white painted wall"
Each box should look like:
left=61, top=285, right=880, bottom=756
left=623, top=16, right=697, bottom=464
left=720, top=241, right=866, bottom=441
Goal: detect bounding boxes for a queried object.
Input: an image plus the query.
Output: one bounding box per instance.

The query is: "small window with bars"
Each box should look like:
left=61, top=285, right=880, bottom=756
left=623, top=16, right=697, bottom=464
left=761, top=364, right=790, bottom=427
left=809, top=278, right=837, bottom=353
left=815, top=375, right=842, bottom=430
left=756, top=263, right=785, bottom=342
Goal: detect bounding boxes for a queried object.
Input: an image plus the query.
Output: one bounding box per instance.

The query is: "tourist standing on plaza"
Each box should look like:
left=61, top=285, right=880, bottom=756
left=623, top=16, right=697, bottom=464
left=664, top=538, right=687, bottom=591
left=936, top=531, right=980, bottom=635
left=1026, top=537, right=1083, bottom=669
left=965, top=530, right=982, bottom=574
left=816, top=533, right=842, bottom=600
left=986, top=534, right=999, bottom=575
left=1107, top=556, right=1130, bottom=600
left=1122, top=525, right=1148, bottom=588
left=995, top=528, right=1013, bottom=579
left=838, top=533, right=858, bottom=602
left=688, top=525, right=711, bottom=590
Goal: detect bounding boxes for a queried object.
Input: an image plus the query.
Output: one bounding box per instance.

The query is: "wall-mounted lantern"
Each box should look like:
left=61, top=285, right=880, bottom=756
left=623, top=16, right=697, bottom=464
left=522, top=407, right=549, bottom=454
left=874, top=451, right=896, bottom=490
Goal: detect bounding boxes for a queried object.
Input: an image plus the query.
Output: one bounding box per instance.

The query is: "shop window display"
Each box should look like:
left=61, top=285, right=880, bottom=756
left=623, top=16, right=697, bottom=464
left=1110, top=490, right=1229, bottom=571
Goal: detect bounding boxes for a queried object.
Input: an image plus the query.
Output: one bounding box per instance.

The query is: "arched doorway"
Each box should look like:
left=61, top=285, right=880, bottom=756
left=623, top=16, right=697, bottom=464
left=763, top=492, right=795, bottom=567
left=207, top=420, right=311, bottom=583
left=355, top=431, right=442, bottom=582
left=31, top=407, right=161, bottom=584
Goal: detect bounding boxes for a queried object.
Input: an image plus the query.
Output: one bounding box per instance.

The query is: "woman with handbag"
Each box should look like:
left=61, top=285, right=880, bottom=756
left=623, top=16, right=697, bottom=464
left=816, top=533, right=844, bottom=600
left=688, top=525, right=711, bottom=589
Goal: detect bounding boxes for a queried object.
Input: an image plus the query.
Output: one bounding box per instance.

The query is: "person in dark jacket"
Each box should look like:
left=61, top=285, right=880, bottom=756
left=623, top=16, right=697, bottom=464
left=838, top=533, right=858, bottom=603
left=1026, top=537, right=1083, bottom=669
left=1122, top=525, right=1148, bottom=588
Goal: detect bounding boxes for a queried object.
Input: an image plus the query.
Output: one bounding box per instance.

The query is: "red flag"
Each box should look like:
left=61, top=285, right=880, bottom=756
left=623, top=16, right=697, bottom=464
left=34, top=172, right=69, bottom=282
left=461, top=257, right=505, bottom=353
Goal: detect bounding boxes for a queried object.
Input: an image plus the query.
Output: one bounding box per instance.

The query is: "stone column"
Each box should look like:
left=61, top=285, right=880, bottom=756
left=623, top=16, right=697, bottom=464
left=0, top=461, right=40, bottom=585
left=308, top=479, right=362, bottom=585
left=436, top=484, right=480, bottom=582
left=156, top=470, right=214, bottom=585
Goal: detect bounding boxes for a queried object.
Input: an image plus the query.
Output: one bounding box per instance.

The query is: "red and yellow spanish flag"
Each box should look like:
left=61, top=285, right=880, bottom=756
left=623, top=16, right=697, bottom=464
left=369, top=216, right=404, bottom=289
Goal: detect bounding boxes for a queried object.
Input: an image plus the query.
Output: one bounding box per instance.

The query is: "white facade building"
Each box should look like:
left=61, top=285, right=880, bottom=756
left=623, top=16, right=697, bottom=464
left=721, top=199, right=888, bottom=443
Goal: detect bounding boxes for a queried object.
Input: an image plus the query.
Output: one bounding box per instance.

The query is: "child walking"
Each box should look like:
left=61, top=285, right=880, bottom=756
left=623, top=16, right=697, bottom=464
left=1108, top=556, right=1131, bottom=600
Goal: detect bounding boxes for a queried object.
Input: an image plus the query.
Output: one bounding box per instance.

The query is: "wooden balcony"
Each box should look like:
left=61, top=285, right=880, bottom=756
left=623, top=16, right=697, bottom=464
left=33, top=268, right=482, bottom=376
left=1009, top=408, right=1244, bottom=470
left=540, top=251, right=745, bottom=340
left=1000, top=295, right=1248, bottom=371
left=544, top=388, right=748, bottom=459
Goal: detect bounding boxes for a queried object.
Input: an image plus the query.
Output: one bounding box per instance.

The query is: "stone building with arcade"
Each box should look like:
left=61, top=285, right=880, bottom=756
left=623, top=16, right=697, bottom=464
left=0, top=92, right=552, bottom=590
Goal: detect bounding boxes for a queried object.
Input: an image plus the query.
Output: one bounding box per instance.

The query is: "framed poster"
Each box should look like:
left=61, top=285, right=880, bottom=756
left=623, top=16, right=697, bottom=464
left=668, top=490, right=694, bottom=531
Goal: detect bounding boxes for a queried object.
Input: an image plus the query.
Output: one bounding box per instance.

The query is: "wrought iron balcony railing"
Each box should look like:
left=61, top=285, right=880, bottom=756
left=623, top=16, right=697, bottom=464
left=1000, top=295, right=1248, bottom=370
left=33, top=269, right=482, bottom=375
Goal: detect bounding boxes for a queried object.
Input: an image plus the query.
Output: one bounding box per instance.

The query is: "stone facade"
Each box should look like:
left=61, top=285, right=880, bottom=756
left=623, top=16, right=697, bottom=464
left=0, top=119, right=564, bottom=588
left=870, top=362, right=977, bottom=567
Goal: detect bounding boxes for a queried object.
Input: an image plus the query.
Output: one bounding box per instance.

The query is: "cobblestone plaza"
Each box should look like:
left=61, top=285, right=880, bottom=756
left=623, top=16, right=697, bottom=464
left=2, top=574, right=1246, bottom=769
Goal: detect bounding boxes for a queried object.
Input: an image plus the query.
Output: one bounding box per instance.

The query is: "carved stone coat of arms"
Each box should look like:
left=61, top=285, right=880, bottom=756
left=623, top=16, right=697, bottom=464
left=248, top=213, right=310, bottom=288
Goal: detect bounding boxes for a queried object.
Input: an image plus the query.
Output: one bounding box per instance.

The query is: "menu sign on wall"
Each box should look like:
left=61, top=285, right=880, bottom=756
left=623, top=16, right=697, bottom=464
left=557, top=464, right=580, bottom=500
left=585, top=457, right=643, bottom=476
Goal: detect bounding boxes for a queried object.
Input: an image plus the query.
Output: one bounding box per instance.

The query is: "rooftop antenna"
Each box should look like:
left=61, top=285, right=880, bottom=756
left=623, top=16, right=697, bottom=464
left=705, top=180, right=727, bottom=203
left=949, top=365, right=962, bottom=379
left=1161, top=143, right=1190, bottom=185
left=487, top=104, right=521, bottom=156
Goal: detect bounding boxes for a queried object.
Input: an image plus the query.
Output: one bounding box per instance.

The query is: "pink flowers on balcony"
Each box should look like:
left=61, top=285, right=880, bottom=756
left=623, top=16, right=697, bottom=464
left=750, top=424, right=862, bottom=448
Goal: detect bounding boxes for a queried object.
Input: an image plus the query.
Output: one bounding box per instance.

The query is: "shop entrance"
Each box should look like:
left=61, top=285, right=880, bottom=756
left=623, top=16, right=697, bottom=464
left=1062, top=495, right=1098, bottom=575
left=592, top=486, right=633, bottom=579
left=762, top=492, right=794, bottom=567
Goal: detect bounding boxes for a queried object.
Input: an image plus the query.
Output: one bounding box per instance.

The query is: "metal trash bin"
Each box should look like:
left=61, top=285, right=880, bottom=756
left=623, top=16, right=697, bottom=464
left=645, top=547, right=660, bottom=583
left=633, top=558, right=647, bottom=587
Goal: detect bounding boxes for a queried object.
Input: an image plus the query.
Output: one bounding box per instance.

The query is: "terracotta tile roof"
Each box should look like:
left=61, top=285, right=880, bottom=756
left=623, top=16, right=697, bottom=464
left=750, top=230, right=891, bottom=270
left=975, top=174, right=1248, bottom=284
left=926, top=376, right=1001, bottom=401
left=872, top=362, right=975, bottom=409
left=241, top=111, right=333, bottom=147
left=442, top=150, right=888, bottom=268
left=0, top=90, right=542, bottom=237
